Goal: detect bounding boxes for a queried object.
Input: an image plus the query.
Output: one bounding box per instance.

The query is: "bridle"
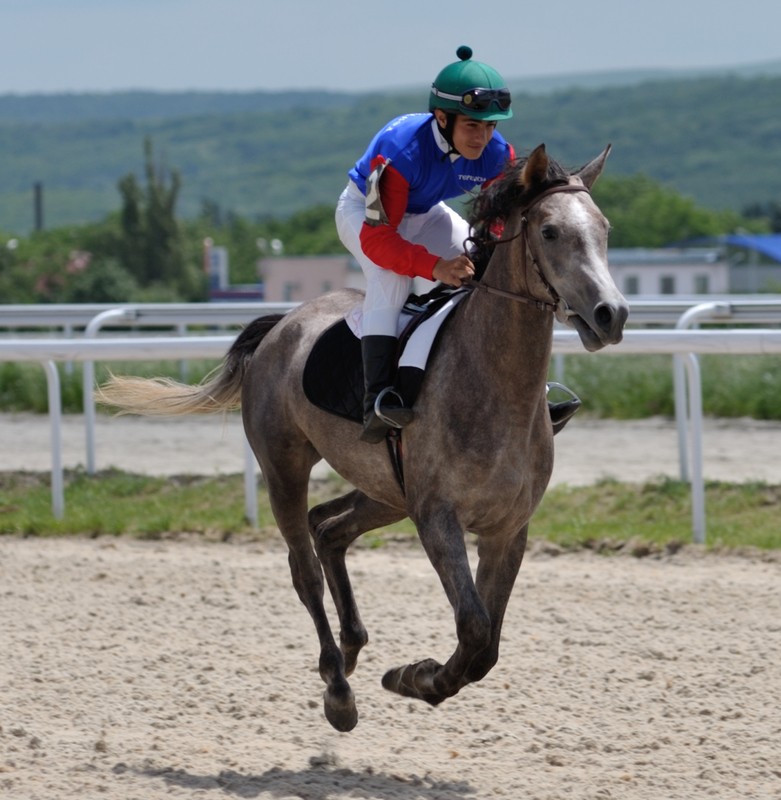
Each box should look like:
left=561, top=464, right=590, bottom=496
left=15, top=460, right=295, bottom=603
left=469, top=182, right=592, bottom=315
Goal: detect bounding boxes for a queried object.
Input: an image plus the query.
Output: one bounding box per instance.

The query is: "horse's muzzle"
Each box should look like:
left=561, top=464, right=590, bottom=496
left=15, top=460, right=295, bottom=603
left=573, top=300, right=629, bottom=351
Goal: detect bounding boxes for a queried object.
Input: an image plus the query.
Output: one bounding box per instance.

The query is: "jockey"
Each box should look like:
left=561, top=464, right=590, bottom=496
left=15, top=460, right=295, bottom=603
left=336, top=45, right=515, bottom=443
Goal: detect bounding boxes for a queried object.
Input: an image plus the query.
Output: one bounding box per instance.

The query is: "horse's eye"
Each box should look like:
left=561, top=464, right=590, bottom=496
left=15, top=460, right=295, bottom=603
left=541, top=225, right=557, bottom=240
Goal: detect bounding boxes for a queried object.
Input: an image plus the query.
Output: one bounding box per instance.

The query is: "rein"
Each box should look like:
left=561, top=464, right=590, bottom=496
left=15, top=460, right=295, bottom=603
left=470, top=183, right=591, bottom=314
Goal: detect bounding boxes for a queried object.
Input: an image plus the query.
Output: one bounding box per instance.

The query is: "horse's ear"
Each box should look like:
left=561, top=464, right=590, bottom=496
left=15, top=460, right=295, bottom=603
left=575, top=144, right=612, bottom=189
left=521, top=143, right=549, bottom=187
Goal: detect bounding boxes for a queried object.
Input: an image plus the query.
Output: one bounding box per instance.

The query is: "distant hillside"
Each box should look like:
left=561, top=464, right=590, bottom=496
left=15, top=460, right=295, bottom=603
left=1, top=64, right=780, bottom=234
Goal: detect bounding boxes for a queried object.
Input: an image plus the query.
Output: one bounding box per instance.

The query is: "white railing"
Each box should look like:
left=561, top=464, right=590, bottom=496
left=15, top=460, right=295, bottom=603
left=0, top=335, right=241, bottom=521
left=2, top=298, right=781, bottom=542
left=0, top=301, right=297, bottom=331
left=2, top=324, right=781, bottom=542
left=4, top=296, right=780, bottom=334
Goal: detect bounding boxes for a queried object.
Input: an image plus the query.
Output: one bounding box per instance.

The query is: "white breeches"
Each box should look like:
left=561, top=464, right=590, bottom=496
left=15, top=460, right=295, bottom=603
left=335, top=181, right=471, bottom=337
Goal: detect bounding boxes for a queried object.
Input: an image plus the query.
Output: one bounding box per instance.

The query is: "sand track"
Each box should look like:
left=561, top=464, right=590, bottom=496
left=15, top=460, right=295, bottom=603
left=1, top=413, right=780, bottom=798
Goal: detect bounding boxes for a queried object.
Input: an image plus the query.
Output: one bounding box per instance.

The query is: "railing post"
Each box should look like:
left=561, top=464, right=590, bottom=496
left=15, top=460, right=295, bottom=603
left=681, top=354, right=705, bottom=543
left=42, top=360, right=64, bottom=518
left=82, top=308, right=138, bottom=474
left=673, top=302, right=733, bottom=482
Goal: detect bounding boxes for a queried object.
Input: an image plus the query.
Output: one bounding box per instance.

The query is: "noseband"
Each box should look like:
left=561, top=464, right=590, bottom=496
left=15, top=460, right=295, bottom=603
left=470, top=183, right=591, bottom=314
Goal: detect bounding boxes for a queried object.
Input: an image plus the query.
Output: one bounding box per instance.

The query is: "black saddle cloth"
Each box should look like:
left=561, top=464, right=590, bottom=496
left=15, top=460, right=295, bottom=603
left=302, top=319, right=364, bottom=423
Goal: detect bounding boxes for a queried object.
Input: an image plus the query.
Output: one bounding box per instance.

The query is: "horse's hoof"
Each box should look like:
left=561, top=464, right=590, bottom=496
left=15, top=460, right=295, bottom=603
left=323, top=684, right=358, bottom=732
left=382, top=659, right=444, bottom=706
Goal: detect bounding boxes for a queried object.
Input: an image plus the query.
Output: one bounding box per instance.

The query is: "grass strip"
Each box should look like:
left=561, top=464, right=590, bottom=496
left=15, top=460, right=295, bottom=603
left=1, top=470, right=779, bottom=552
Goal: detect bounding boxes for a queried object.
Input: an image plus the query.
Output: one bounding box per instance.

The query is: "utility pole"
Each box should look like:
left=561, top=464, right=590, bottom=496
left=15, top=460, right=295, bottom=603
left=34, top=181, right=44, bottom=231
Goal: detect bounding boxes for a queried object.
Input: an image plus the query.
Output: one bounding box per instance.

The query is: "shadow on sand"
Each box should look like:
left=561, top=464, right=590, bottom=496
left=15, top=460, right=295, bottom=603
left=129, top=756, right=476, bottom=799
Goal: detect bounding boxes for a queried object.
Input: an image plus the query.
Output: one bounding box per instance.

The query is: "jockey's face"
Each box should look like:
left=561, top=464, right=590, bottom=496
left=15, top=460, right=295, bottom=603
left=435, top=110, right=497, bottom=160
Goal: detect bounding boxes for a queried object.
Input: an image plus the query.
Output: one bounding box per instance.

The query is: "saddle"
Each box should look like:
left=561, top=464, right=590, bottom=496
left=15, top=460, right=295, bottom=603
left=302, top=286, right=468, bottom=423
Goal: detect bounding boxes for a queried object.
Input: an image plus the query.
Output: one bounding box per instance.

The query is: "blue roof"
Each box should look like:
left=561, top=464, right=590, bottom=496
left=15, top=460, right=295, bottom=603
left=722, top=234, right=781, bottom=263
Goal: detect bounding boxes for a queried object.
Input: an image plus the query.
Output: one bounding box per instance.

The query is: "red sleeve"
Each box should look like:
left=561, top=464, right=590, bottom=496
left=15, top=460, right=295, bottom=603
left=359, top=160, right=439, bottom=280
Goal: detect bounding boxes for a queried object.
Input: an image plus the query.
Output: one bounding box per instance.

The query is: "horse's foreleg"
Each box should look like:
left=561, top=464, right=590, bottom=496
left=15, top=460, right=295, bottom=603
left=466, top=523, right=529, bottom=682
left=382, top=506, right=492, bottom=705
left=309, top=490, right=406, bottom=676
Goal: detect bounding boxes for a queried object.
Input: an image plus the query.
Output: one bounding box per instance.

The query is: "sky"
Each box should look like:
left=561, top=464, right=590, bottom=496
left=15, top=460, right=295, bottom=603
left=1, top=0, right=779, bottom=95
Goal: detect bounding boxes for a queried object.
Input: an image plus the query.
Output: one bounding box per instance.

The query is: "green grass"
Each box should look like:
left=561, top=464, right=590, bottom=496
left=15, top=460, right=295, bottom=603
left=1, top=470, right=779, bottom=552
left=533, top=478, right=781, bottom=552
left=550, top=353, right=781, bottom=420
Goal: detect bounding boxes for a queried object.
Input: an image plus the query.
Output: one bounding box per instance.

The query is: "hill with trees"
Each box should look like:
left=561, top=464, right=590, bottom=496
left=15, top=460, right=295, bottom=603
left=1, top=70, right=780, bottom=234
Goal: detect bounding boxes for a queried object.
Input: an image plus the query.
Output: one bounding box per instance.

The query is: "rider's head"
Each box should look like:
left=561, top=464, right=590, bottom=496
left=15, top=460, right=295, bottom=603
left=429, top=46, right=513, bottom=152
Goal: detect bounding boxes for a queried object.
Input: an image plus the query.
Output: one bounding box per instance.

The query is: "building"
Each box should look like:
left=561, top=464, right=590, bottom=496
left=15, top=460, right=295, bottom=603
left=260, top=254, right=436, bottom=302
left=261, top=254, right=364, bottom=302
left=255, top=235, right=781, bottom=303
left=608, top=248, right=729, bottom=296
left=719, top=234, right=781, bottom=293
left=610, top=235, right=781, bottom=297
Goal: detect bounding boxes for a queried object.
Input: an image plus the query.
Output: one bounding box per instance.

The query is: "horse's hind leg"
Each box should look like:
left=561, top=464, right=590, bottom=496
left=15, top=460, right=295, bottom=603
left=309, top=490, right=406, bottom=675
left=257, top=444, right=359, bottom=732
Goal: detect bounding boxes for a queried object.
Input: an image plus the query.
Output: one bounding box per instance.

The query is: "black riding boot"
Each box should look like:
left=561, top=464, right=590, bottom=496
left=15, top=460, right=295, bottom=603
left=547, top=382, right=582, bottom=436
left=360, top=335, right=414, bottom=443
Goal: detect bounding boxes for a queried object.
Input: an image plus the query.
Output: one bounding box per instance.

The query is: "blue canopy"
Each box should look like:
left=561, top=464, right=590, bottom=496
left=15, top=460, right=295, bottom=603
left=723, top=234, right=781, bottom=263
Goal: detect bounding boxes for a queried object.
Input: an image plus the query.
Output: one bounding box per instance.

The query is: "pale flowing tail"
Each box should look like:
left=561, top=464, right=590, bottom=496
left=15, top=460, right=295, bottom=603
left=95, top=314, right=285, bottom=417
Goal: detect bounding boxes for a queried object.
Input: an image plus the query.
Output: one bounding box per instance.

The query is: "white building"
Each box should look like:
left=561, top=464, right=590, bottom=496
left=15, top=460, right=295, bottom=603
left=608, top=248, right=729, bottom=297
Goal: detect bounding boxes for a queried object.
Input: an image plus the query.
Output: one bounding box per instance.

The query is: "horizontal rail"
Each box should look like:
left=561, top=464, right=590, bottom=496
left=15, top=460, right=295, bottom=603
left=3, top=328, right=781, bottom=362
left=553, top=328, right=781, bottom=354
left=0, top=336, right=235, bottom=361
left=2, top=296, right=781, bottom=331
left=0, top=302, right=297, bottom=329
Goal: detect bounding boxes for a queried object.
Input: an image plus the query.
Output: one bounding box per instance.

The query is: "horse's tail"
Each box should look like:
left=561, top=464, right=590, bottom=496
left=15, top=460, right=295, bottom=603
left=95, top=314, right=286, bottom=416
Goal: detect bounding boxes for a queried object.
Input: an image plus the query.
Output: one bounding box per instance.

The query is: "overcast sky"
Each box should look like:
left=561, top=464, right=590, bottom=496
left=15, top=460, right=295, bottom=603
left=2, top=0, right=779, bottom=94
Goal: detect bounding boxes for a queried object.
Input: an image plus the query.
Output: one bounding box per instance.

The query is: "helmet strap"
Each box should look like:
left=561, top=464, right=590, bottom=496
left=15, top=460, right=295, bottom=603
left=435, top=111, right=460, bottom=158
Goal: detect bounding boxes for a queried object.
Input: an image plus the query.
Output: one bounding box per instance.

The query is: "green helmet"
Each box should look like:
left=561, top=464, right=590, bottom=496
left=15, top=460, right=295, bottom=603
left=429, top=45, right=513, bottom=121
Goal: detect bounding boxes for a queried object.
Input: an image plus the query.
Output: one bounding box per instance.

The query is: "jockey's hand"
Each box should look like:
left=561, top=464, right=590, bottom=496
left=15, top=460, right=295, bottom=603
left=433, top=255, right=475, bottom=288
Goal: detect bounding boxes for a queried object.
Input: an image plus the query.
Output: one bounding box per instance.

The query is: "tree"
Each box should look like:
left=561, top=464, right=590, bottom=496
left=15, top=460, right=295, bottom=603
left=742, top=201, right=781, bottom=233
left=592, top=174, right=766, bottom=247
left=117, top=138, right=204, bottom=299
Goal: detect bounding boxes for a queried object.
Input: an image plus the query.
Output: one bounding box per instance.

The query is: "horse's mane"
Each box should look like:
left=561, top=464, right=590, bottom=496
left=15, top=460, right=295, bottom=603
left=467, top=155, right=571, bottom=278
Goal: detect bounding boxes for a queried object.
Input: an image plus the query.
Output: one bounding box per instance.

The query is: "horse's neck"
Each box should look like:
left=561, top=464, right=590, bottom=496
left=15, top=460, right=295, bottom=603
left=466, top=231, right=555, bottom=382
left=456, top=285, right=554, bottom=393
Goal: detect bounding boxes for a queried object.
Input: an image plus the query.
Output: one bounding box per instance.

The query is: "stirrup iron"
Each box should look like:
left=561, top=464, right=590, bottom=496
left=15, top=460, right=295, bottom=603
left=374, top=387, right=412, bottom=429
left=547, top=382, right=581, bottom=405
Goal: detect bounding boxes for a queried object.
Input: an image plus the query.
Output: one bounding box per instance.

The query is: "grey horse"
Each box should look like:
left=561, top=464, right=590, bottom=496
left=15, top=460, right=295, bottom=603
left=97, top=144, right=629, bottom=732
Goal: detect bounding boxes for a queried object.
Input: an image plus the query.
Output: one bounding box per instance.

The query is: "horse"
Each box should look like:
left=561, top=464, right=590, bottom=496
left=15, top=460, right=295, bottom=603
left=97, top=144, right=629, bottom=732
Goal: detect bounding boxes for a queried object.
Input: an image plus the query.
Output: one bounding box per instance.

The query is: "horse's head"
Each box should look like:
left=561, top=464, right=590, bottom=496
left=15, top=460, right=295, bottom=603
left=520, top=144, right=628, bottom=351
left=471, top=144, right=629, bottom=352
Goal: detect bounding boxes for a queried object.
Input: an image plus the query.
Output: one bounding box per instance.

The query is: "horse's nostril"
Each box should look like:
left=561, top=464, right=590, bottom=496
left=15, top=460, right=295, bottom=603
left=594, top=303, right=614, bottom=330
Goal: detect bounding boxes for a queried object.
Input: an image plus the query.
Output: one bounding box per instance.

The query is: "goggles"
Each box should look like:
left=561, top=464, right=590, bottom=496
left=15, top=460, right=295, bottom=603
left=431, top=86, right=512, bottom=113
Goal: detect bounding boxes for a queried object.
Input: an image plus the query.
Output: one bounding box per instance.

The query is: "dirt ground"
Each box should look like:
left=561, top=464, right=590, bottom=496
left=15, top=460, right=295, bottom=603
left=1, top=414, right=780, bottom=799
